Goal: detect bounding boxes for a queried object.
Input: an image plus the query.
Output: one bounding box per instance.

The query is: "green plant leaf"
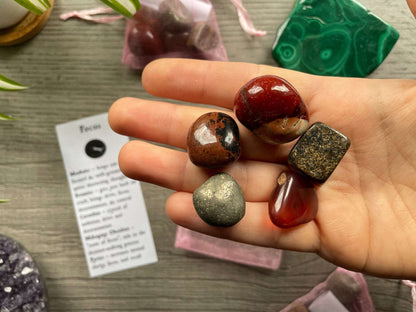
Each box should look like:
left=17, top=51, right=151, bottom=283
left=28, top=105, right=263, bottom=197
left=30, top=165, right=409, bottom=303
left=12, top=0, right=51, bottom=15
left=0, top=74, right=28, bottom=91
left=0, top=199, right=10, bottom=203
left=99, top=0, right=140, bottom=18
left=0, top=113, right=17, bottom=120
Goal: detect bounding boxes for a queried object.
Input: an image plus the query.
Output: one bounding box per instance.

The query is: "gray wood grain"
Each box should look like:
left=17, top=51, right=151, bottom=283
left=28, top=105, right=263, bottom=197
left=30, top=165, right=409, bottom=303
left=1, top=0, right=415, bottom=311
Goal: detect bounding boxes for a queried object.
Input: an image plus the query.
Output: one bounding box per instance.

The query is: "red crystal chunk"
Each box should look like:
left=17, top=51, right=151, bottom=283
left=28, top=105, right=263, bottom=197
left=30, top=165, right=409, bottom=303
left=269, top=170, right=318, bottom=228
left=234, top=75, right=309, bottom=144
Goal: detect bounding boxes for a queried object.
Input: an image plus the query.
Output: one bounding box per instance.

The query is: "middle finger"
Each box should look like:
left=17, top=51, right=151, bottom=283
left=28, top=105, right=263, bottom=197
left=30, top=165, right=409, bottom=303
left=109, top=97, right=293, bottom=162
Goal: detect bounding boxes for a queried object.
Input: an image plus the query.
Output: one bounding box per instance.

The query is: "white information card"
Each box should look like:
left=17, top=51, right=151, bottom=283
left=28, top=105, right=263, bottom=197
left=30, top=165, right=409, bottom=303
left=56, top=113, right=158, bottom=277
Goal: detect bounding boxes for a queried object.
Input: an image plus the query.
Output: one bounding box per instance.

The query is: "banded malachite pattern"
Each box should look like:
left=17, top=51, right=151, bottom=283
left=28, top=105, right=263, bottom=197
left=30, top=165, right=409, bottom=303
left=272, top=0, right=399, bottom=77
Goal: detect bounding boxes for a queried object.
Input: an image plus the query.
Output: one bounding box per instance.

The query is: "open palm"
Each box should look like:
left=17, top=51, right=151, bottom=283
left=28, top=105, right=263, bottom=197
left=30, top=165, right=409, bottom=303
left=109, top=58, right=416, bottom=279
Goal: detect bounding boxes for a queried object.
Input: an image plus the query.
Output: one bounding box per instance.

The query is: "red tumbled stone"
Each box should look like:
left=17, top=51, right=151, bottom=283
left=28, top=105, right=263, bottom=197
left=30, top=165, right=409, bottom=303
left=128, top=23, right=164, bottom=57
left=269, top=170, right=318, bottom=228
left=187, top=112, right=241, bottom=168
left=234, top=75, right=309, bottom=144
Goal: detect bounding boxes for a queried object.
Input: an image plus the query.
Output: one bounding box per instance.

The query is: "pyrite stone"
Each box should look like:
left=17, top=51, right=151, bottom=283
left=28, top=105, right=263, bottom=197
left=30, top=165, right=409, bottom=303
left=193, top=173, right=245, bottom=227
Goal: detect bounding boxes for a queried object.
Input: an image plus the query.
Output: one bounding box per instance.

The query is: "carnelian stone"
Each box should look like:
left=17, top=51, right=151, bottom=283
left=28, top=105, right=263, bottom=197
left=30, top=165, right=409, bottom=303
left=269, top=170, right=318, bottom=228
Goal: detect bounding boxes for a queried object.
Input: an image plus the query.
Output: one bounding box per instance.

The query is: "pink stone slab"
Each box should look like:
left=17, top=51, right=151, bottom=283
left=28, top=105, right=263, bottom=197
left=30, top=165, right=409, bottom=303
left=175, top=226, right=282, bottom=270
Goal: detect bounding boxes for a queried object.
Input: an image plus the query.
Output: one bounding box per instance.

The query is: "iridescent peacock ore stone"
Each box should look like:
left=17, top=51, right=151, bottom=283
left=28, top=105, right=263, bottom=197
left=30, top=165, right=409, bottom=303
left=272, top=0, right=399, bottom=77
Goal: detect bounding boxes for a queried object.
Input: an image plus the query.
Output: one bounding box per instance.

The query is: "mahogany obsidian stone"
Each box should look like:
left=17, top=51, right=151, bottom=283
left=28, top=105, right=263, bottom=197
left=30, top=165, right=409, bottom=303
left=269, top=170, right=318, bottom=228
left=234, top=75, right=309, bottom=144
left=193, top=172, right=245, bottom=227
left=0, top=235, right=47, bottom=311
left=187, top=112, right=241, bottom=168
left=288, top=122, right=351, bottom=183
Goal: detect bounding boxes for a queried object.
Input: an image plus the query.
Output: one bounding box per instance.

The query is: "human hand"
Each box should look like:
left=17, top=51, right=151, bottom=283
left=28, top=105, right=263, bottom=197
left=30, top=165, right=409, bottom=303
left=108, top=58, right=416, bottom=279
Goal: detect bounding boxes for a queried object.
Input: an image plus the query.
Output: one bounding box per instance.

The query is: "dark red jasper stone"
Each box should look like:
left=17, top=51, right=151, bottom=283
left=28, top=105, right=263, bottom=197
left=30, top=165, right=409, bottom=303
left=187, top=112, right=241, bottom=168
left=234, top=75, right=309, bottom=144
left=163, top=31, right=190, bottom=52
left=269, top=170, right=318, bottom=228
left=132, top=5, right=162, bottom=30
left=128, top=23, right=165, bottom=57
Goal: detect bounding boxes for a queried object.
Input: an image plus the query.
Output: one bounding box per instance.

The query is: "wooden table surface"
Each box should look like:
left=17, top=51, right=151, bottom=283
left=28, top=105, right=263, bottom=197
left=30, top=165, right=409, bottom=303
left=1, top=0, right=416, bottom=311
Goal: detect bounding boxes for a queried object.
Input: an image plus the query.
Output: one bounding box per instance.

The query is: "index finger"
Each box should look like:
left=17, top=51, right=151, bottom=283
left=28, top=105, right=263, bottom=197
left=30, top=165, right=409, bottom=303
left=142, top=58, right=320, bottom=109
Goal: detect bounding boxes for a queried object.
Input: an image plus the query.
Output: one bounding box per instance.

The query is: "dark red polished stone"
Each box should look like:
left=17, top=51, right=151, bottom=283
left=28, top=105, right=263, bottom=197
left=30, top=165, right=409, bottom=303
left=163, top=31, right=190, bottom=52
left=187, top=112, right=240, bottom=168
left=132, top=5, right=162, bottom=29
left=128, top=23, right=165, bottom=57
left=269, top=170, right=318, bottom=228
left=234, top=75, right=309, bottom=144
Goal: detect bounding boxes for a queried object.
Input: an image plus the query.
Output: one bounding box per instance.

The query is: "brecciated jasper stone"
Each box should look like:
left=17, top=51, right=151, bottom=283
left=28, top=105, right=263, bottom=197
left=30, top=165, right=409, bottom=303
left=193, top=173, right=245, bottom=227
left=288, top=122, right=351, bottom=183
left=234, top=75, right=309, bottom=144
left=269, top=170, right=318, bottom=228
left=187, top=112, right=240, bottom=168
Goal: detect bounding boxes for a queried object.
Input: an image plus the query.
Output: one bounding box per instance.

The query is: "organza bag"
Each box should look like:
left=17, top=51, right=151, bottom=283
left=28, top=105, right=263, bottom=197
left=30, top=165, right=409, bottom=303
left=122, top=0, right=228, bottom=69
left=280, top=267, right=374, bottom=312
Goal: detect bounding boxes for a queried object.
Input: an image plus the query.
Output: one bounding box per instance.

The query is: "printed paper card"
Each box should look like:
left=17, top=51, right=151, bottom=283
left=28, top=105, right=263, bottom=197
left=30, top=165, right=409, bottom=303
left=56, top=113, right=158, bottom=277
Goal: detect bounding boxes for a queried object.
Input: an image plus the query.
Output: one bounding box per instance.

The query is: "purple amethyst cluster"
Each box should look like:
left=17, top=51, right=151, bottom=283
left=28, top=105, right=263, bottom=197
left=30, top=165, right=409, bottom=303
left=0, top=235, right=47, bottom=311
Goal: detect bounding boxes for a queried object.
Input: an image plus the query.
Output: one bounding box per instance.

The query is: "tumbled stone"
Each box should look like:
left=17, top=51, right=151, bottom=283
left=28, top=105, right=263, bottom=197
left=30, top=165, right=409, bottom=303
left=128, top=23, right=165, bottom=57
left=163, top=31, right=190, bottom=52
left=234, top=75, right=309, bottom=144
left=187, top=21, right=219, bottom=51
left=159, top=0, right=194, bottom=33
left=187, top=112, right=240, bottom=168
left=0, top=235, right=47, bottom=311
left=269, top=170, right=318, bottom=228
left=327, top=270, right=361, bottom=306
left=272, top=0, right=399, bottom=77
left=288, top=122, right=351, bottom=183
left=193, top=173, right=245, bottom=227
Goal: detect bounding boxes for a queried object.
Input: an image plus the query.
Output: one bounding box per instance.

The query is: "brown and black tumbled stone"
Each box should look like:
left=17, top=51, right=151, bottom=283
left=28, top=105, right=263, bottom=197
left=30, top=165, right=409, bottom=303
left=187, top=112, right=241, bottom=168
left=288, top=122, right=351, bottom=183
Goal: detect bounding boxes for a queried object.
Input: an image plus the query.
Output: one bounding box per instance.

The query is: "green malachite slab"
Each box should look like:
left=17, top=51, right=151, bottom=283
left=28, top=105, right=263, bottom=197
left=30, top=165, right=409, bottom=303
left=272, top=0, right=399, bottom=77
